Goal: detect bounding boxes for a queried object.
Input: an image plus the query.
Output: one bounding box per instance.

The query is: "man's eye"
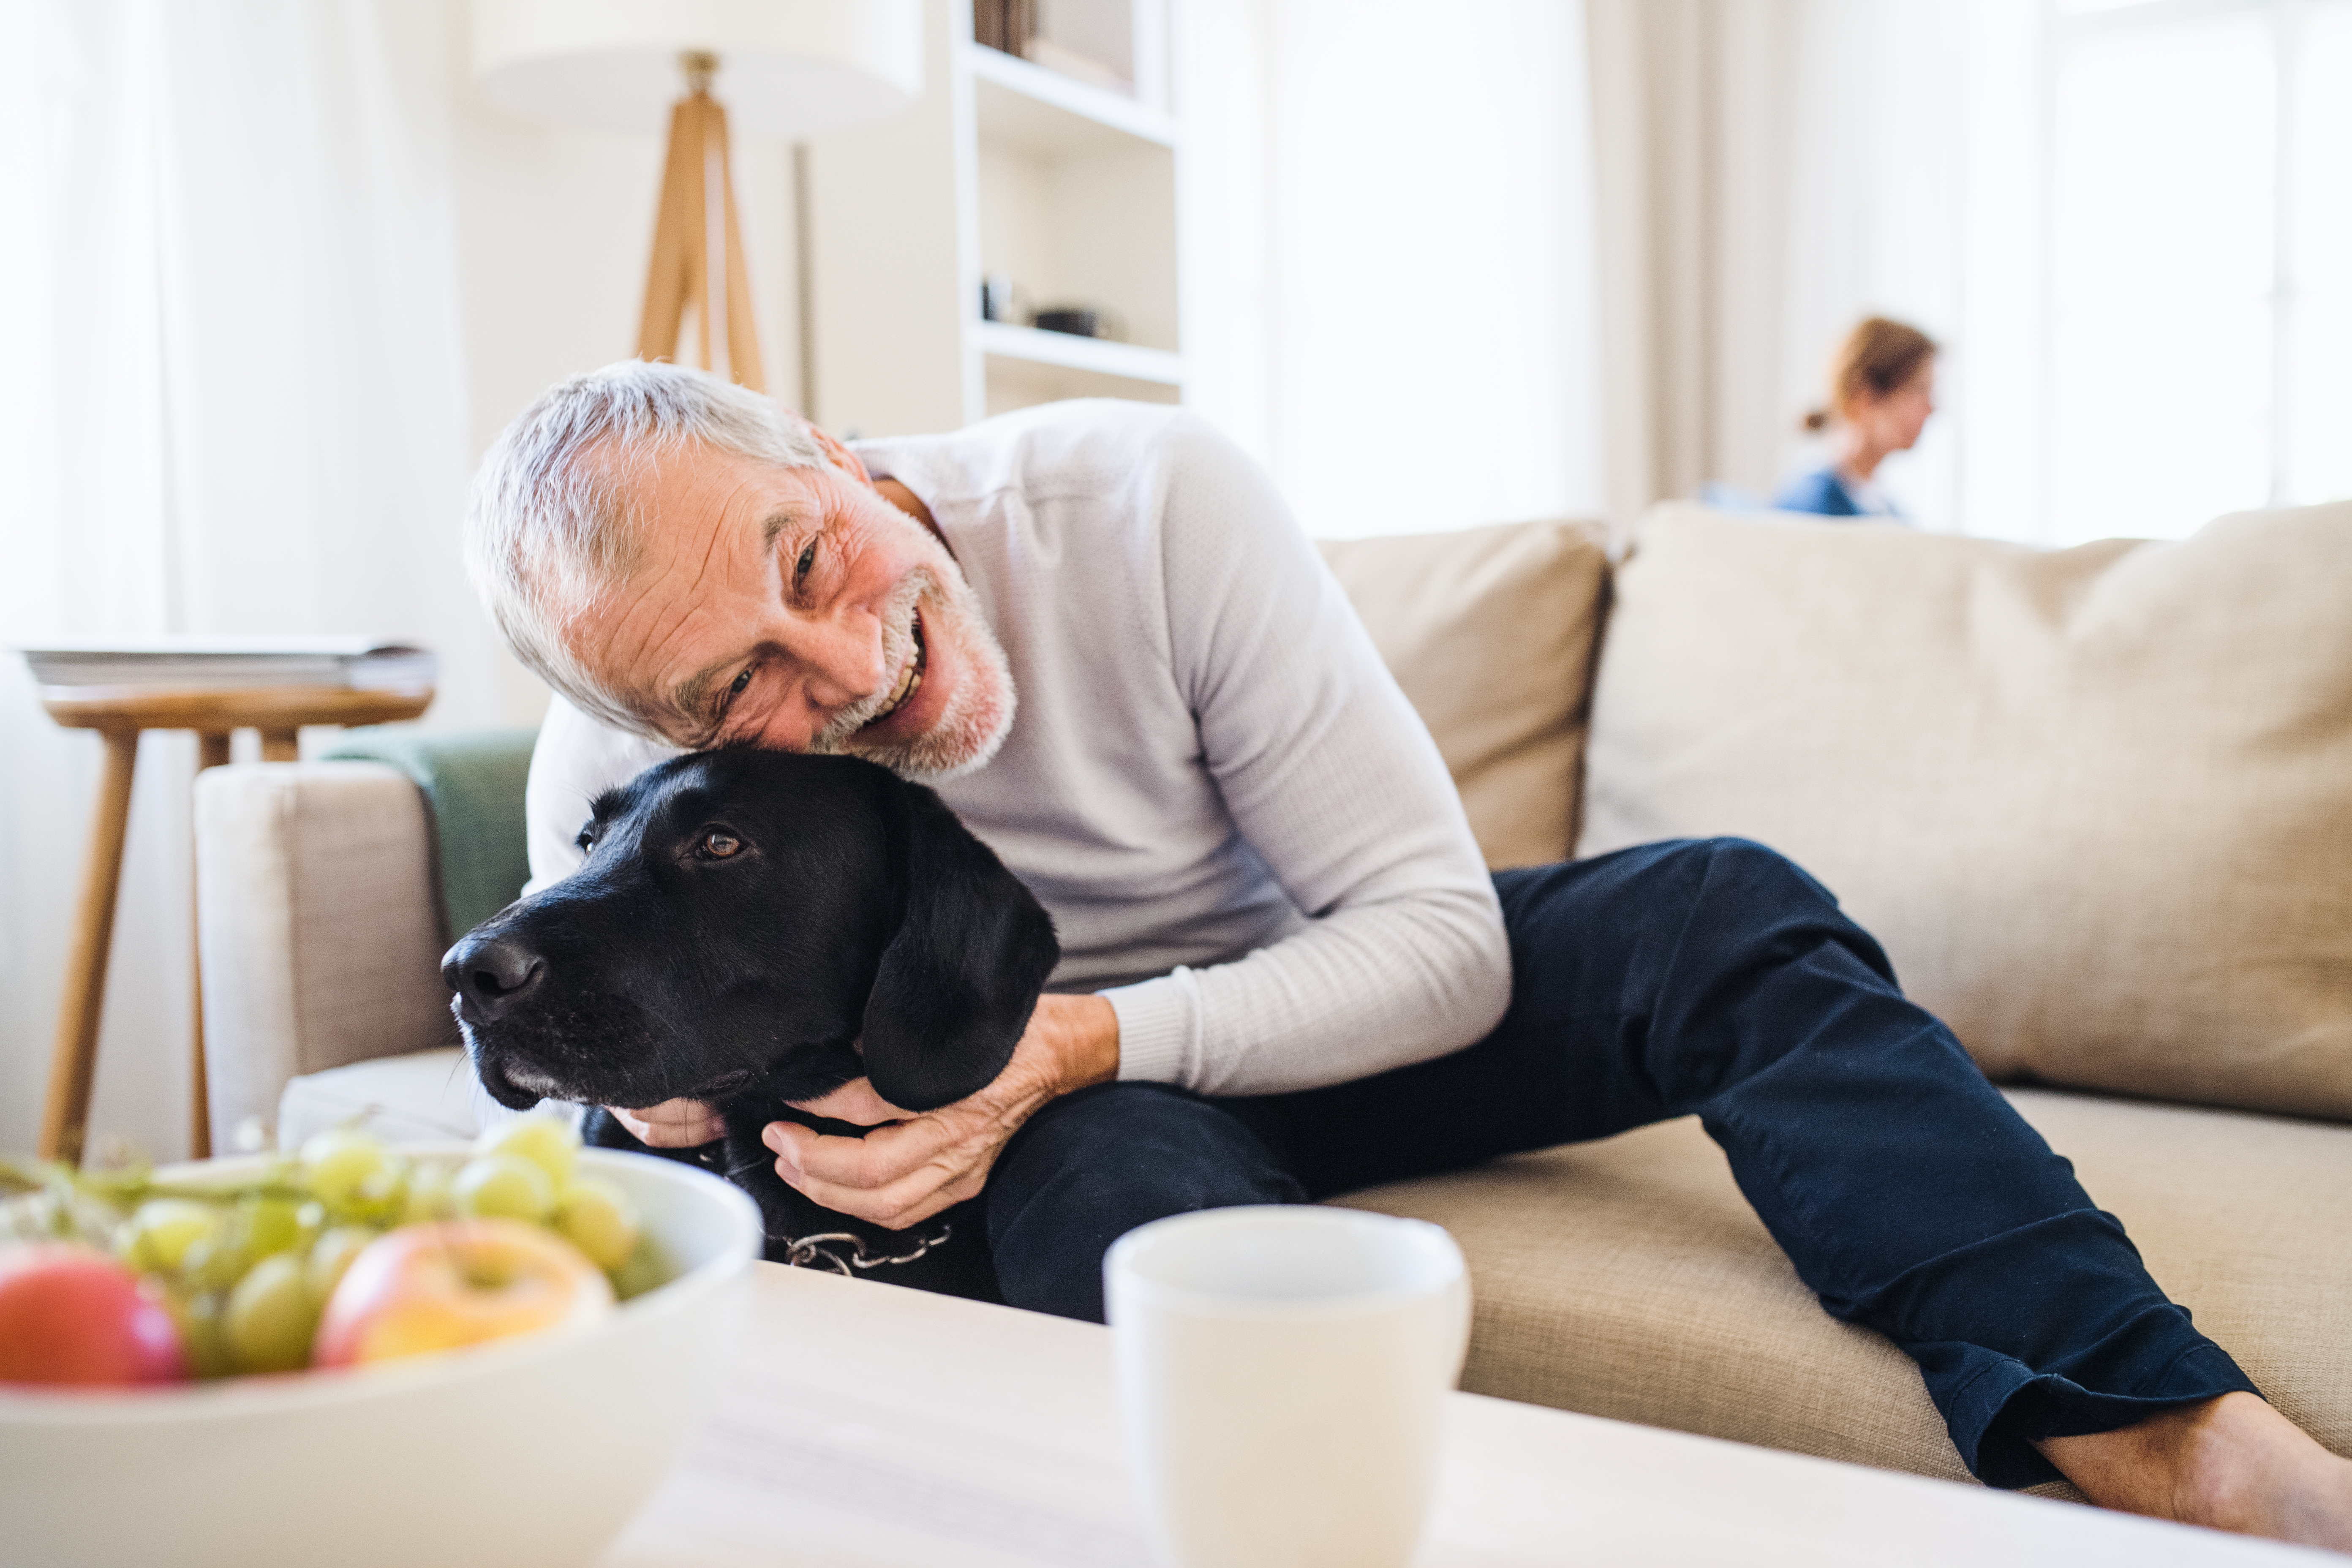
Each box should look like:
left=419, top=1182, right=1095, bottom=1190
left=727, top=668, right=753, bottom=702
left=699, top=830, right=743, bottom=859
left=794, top=539, right=818, bottom=589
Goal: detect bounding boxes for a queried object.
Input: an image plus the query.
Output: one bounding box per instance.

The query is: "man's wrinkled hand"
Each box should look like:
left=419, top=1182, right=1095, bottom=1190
left=763, top=993, right=1119, bottom=1230
left=607, top=1097, right=727, bottom=1149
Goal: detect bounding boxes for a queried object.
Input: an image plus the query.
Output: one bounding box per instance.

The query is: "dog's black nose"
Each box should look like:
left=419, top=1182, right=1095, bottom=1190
left=442, top=933, right=547, bottom=1019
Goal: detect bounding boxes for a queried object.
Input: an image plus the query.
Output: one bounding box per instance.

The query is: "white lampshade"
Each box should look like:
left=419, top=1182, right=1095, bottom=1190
left=474, top=0, right=923, bottom=139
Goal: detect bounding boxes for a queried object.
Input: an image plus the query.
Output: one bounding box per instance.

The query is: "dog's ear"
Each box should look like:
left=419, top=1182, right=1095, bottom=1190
left=861, top=781, right=1059, bottom=1112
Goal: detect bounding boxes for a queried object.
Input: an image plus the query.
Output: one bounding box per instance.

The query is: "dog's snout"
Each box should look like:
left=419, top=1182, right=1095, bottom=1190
left=442, top=933, right=547, bottom=1018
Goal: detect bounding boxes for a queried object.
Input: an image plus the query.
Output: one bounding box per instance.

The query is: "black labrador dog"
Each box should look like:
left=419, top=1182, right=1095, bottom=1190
left=441, top=749, right=1059, bottom=1298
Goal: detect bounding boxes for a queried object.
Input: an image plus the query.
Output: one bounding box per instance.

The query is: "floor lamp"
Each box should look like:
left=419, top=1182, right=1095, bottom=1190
left=474, top=1, right=923, bottom=407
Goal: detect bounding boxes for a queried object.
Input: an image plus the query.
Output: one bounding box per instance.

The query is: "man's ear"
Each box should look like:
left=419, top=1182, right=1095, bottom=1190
left=791, top=414, right=871, bottom=485
left=861, top=781, right=1060, bottom=1112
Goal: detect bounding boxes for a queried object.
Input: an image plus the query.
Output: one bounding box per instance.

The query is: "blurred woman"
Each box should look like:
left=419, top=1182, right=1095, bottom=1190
left=1774, top=317, right=1937, bottom=519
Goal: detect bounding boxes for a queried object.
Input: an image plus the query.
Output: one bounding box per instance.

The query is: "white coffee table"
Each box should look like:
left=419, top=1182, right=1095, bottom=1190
left=598, top=1263, right=2324, bottom=1567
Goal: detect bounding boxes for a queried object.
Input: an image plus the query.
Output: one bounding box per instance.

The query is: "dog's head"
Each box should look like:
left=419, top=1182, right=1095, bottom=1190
left=442, top=749, right=1058, bottom=1117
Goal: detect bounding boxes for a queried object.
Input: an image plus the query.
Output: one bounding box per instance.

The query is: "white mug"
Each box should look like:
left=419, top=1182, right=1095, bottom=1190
left=1104, top=1206, right=1471, bottom=1568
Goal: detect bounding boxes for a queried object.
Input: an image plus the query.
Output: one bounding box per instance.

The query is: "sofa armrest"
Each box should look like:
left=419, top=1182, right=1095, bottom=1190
left=194, top=762, right=459, bottom=1149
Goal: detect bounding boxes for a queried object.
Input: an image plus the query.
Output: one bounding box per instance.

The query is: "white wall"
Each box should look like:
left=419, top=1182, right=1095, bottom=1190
left=1181, top=0, right=1609, bottom=538
left=0, top=0, right=807, bottom=1162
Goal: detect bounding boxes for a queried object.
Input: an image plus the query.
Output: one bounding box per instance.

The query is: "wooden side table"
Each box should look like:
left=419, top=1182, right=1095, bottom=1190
left=35, top=684, right=433, bottom=1166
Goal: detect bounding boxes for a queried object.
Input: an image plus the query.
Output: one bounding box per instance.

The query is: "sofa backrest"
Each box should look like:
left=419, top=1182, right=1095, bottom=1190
left=1318, top=520, right=1611, bottom=869
left=1579, top=501, right=2352, bottom=1124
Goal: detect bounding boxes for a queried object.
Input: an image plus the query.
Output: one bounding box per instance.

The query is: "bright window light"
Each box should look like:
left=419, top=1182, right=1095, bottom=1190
left=2050, top=11, right=2275, bottom=544
left=2287, top=5, right=2352, bottom=506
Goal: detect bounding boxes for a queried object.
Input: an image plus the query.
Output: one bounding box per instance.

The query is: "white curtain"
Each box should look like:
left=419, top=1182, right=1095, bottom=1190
left=0, top=0, right=506, bottom=1160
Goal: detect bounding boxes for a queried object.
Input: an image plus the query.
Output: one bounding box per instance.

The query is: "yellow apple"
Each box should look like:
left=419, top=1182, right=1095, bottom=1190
left=310, top=1219, right=612, bottom=1368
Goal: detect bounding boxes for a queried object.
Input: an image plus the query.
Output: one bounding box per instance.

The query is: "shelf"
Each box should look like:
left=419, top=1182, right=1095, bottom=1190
left=975, top=320, right=1181, bottom=384
left=983, top=352, right=1180, bottom=419
left=967, top=42, right=1177, bottom=155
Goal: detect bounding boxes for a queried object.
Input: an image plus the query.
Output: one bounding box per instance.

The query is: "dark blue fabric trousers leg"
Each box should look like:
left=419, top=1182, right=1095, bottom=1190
left=984, top=839, right=2257, bottom=1488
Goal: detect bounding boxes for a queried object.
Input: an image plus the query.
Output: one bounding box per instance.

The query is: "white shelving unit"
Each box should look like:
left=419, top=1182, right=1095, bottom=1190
left=804, top=0, right=1184, bottom=439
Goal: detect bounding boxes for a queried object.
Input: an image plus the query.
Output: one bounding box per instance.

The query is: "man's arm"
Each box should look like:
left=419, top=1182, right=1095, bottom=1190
left=781, top=415, right=1510, bottom=1221
left=1097, top=415, right=1512, bottom=1097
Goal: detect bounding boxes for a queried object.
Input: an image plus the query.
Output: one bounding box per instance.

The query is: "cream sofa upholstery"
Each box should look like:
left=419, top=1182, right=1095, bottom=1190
left=194, top=501, right=2352, bottom=1491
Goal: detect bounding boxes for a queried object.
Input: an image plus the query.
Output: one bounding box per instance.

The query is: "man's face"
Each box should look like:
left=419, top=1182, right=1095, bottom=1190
left=578, top=443, right=1013, bottom=776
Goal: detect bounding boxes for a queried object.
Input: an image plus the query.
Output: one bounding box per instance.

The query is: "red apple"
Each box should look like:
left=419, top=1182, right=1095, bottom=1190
left=0, top=1242, right=186, bottom=1386
left=311, top=1218, right=612, bottom=1368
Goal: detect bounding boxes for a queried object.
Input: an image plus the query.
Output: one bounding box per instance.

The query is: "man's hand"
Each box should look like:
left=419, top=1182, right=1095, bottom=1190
left=606, top=1097, right=727, bottom=1149
left=763, top=993, right=1120, bottom=1230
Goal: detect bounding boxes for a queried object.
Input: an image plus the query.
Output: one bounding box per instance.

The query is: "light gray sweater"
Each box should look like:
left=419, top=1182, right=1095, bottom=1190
left=523, top=401, right=1510, bottom=1096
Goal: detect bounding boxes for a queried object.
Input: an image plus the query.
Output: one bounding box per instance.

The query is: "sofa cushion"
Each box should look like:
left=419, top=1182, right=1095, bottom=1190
left=1577, top=501, right=2352, bottom=1121
left=1319, top=520, right=1610, bottom=869
left=277, top=1048, right=480, bottom=1152
left=1332, top=1089, right=2352, bottom=1487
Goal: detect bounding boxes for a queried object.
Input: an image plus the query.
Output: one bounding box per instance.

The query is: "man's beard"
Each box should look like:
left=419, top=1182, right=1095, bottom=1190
left=804, top=553, right=1016, bottom=781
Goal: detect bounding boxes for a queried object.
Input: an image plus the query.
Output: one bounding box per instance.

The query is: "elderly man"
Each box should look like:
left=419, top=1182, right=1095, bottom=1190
left=467, top=361, right=2350, bottom=1548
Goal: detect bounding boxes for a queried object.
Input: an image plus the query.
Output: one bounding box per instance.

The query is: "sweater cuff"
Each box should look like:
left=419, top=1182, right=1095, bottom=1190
left=1102, top=968, right=1198, bottom=1086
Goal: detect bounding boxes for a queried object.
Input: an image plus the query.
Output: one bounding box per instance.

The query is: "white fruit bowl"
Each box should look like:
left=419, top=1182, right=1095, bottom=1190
left=0, top=1146, right=762, bottom=1568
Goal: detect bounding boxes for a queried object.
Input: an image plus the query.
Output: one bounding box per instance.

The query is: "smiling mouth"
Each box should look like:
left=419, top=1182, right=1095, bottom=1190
left=864, top=614, right=927, bottom=729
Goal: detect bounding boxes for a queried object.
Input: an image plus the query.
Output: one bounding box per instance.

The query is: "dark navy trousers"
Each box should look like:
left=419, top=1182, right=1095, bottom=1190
left=980, top=839, right=2257, bottom=1488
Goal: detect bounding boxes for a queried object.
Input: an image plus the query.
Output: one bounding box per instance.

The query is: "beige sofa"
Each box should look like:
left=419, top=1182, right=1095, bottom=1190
left=194, top=501, right=2352, bottom=1494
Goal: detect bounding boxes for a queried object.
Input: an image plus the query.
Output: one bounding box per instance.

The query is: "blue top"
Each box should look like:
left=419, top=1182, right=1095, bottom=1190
left=1772, top=467, right=1872, bottom=517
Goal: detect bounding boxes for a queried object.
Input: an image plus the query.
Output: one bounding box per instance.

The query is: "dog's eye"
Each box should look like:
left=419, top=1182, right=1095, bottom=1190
left=575, top=828, right=596, bottom=853
left=699, top=830, right=743, bottom=860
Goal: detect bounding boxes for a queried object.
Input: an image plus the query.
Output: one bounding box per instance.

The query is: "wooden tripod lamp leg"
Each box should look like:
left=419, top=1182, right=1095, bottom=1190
left=40, top=728, right=141, bottom=1165
left=638, top=91, right=706, bottom=370
left=189, top=731, right=229, bottom=1160
left=714, top=103, right=765, bottom=393
left=635, top=53, right=764, bottom=392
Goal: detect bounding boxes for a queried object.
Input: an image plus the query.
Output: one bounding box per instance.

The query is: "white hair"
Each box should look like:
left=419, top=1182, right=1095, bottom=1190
left=464, top=361, right=837, bottom=737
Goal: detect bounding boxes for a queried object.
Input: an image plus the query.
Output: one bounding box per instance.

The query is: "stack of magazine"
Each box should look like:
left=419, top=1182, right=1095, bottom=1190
left=22, top=638, right=436, bottom=693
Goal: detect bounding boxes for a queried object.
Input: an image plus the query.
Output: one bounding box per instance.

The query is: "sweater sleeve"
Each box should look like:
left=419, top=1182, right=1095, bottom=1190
left=1100, top=418, right=1512, bottom=1095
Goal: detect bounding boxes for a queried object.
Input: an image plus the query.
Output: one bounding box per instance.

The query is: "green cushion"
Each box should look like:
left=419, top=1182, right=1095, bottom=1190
left=321, top=727, right=538, bottom=939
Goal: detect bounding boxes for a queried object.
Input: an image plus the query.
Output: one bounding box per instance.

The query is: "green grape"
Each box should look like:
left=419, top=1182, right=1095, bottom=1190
left=182, top=1233, right=256, bottom=1294
left=474, top=1116, right=579, bottom=1192
left=606, top=1235, right=674, bottom=1302
left=118, top=1198, right=223, bottom=1274
left=554, top=1176, right=641, bottom=1269
left=224, top=1252, right=320, bottom=1373
left=299, top=1128, right=407, bottom=1220
left=305, top=1225, right=378, bottom=1307
left=165, top=1288, right=237, bottom=1379
left=239, top=1195, right=306, bottom=1260
left=450, top=1153, right=556, bottom=1223
left=401, top=1160, right=455, bottom=1224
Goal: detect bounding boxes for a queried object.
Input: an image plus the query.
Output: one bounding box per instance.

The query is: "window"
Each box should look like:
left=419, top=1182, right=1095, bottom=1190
left=2043, top=0, right=2351, bottom=543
